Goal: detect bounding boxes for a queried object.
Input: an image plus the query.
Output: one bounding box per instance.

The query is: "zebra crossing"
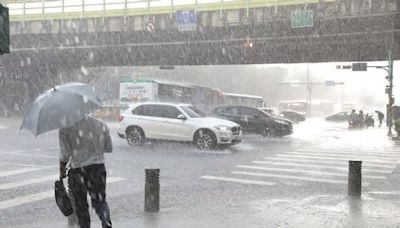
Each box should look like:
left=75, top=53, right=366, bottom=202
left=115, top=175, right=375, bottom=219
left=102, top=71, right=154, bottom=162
left=0, top=162, right=126, bottom=210
left=201, top=145, right=400, bottom=187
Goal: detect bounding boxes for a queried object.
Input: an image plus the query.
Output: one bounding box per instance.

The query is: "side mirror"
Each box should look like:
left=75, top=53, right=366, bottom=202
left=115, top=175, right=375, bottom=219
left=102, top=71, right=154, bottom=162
left=177, top=114, right=187, bottom=120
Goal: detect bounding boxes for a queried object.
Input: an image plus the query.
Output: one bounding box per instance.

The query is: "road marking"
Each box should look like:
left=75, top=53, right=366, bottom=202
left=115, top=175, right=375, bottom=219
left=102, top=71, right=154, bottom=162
left=0, top=151, right=57, bottom=159
left=0, top=177, right=125, bottom=210
left=274, top=155, right=396, bottom=168
left=236, top=165, right=386, bottom=180
left=296, top=148, right=400, bottom=155
left=286, top=152, right=400, bottom=162
left=201, top=175, right=275, bottom=186
left=263, top=157, right=395, bottom=170
left=294, top=149, right=400, bottom=157
left=0, top=162, right=55, bottom=168
left=232, top=171, right=361, bottom=185
left=0, top=167, right=41, bottom=177
left=0, top=175, right=57, bottom=190
left=367, top=191, right=400, bottom=195
left=252, top=161, right=393, bottom=174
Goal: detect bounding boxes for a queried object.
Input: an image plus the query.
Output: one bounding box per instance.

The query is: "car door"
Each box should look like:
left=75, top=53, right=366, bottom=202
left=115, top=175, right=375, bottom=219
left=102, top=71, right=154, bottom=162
left=241, top=107, right=265, bottom=133
left=159, top=105, right=192, bottom=141
left=131, top=104, right=165, bottom=139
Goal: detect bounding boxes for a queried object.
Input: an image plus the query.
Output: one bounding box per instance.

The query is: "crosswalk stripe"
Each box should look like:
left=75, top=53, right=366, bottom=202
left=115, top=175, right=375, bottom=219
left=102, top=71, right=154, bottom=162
left=274, top=154, right=396, bottom=166
left=0, top=151, right=57, bottom=159
left=296, top=148, right=400, bottom=154
left=0, top=177, right=125, bottom=210
left=290, top=151, right=400, bottom=159
left=0, top=162, right=55, bottom=168
left=286, top=152, right=400, bottom=162
left=232, top=171, right=370, bottom=185
left=252, top=161, right=393, bottom=174
left=201, top=175, right=275, bottom=186
left=264, top=157, right=395, bottom=169
left=0, top=167, right=41, bottom=177
left=236, top=165, right=386, bottom=180
left=0, top=175, right=57, bottom=190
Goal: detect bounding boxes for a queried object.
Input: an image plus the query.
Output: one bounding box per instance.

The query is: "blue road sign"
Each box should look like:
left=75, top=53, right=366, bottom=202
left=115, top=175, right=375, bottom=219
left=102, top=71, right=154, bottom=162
left=325, top=80, right=336, bottom=86
left=176, top=9, right=196, bottom=31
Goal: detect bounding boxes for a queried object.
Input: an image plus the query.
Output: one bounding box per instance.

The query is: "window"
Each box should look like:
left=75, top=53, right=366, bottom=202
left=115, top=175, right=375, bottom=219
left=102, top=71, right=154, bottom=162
left=132, top=105, right=147, bottom=116
left=221, top=106, right=238, bottom=115
left=159, top=105, right=183, bottom=119
left=180, top=106, right=206, bottom=118
left=132, top=105, right=163, bottom=117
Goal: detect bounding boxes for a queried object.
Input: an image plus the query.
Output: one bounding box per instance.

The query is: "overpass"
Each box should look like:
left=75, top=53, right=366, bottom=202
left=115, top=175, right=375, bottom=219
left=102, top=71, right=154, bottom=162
left=0, top=0, right=399, bottom=115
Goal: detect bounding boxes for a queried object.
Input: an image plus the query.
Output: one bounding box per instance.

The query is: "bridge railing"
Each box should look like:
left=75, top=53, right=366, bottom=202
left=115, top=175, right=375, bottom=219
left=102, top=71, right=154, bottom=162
left=6, top=0, right=338, bottom=21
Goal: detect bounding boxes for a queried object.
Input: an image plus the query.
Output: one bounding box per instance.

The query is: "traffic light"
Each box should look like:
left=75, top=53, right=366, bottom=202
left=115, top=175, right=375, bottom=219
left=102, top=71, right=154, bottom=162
left=0, top=4, right=9, bottom=54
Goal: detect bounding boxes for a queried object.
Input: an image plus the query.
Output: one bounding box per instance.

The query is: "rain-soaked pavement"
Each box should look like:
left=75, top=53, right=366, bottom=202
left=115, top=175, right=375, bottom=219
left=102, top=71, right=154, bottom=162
left=1, top=117, right=400, bottom=227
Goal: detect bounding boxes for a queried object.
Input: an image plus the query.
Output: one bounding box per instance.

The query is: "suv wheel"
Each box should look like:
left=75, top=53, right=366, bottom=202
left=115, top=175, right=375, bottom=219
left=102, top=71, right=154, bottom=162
left=126, top=127, right=145, bottom=146
left=194, top=129, right=217, bottom=150
left=261, top=127, right=276, bottom=137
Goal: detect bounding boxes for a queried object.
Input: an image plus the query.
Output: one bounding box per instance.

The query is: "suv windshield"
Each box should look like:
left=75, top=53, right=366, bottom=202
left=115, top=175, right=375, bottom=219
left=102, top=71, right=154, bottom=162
left=180, top=106, right=207, bottom=118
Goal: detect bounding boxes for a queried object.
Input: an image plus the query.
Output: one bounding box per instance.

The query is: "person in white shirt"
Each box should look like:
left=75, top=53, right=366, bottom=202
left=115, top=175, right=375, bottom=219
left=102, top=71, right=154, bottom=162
left=59, top=115, right=112, bottom=228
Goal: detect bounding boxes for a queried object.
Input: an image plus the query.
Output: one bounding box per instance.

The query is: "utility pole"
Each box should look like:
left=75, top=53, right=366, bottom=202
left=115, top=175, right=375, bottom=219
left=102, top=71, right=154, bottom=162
left=387, top=50, right=394, bottom=136
left=306, top=64, right=312, bottom=117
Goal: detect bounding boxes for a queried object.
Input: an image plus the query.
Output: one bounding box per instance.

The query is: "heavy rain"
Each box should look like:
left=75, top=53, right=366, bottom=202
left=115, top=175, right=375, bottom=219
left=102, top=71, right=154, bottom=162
left=0, top=0, right=400, bottom=227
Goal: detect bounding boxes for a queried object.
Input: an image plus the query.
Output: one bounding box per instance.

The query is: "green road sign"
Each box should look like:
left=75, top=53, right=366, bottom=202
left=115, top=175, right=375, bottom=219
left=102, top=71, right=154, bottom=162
left=291, top=10, right=314, bottom=28
left=0, top=4, right=9, bottom=54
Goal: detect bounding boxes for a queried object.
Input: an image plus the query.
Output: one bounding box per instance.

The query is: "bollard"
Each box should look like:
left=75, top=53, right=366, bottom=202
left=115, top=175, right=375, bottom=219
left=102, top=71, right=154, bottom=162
left=145, top=168, right=160, bottom=212
left=348, top=161, right=362, bottom=198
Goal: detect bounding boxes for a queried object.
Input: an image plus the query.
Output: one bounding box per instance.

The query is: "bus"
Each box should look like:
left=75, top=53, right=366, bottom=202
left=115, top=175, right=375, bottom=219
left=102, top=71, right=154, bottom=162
left=222, top=92, right=266, bottom=108
left=119, top=78, right=222, bottom=113
left=278, top=100, right=334, bottom=117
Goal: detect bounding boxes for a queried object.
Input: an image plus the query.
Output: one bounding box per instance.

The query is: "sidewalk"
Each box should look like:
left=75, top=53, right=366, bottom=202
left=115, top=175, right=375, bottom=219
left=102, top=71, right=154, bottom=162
left=33, top=193, right=400, bottom=228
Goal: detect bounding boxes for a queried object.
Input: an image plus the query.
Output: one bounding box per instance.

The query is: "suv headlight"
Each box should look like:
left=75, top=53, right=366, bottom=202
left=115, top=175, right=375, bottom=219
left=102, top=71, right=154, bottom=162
left=215, top=125, right=231, bottom=131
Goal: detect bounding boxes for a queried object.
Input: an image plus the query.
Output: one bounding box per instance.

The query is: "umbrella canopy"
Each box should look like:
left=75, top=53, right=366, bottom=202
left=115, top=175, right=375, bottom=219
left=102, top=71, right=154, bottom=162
left=21, top=82, right=102, bottom=136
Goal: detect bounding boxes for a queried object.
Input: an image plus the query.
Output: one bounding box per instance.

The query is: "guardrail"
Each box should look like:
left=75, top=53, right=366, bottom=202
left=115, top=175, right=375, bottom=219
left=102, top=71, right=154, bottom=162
left=6, top=0, right=329, bottom=21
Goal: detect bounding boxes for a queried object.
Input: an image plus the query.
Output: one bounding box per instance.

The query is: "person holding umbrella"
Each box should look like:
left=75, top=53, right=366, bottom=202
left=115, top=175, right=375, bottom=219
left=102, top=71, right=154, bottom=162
left=375, top=110, right=385, bottom=127
left=20, top=82, right=113, bottom=228
left=59, top=114, right=113, bottom=228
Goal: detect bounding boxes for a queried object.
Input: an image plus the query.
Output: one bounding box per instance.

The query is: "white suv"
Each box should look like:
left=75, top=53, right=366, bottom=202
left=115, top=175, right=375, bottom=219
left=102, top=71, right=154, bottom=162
left=117, top=102, right=242, bottom=150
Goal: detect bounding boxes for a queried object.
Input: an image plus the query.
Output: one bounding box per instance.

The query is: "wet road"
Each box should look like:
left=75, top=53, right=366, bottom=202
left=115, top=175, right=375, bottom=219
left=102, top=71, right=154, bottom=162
left=1, top=117, right=400, bottom=227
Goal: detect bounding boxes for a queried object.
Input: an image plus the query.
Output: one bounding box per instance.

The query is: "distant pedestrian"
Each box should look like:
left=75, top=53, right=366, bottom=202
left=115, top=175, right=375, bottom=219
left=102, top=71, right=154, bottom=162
left=375, top=110, right=385, bottom=127
left=59, top=115, right=113, bottom=228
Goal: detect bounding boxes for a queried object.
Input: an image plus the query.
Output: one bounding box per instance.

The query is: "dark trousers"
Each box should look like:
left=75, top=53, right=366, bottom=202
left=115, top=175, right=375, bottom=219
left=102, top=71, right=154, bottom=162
left=68, top=164, right=112, bottom=228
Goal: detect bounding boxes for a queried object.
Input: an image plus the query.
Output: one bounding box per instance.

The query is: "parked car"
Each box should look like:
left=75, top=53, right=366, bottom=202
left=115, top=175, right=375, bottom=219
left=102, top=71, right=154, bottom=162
left=279, top=110, right=306, bottom=123
left=118, top=102, right=242, bottom=150
left=325, top=111, right=351, bottom=122
left=211, top=106, right=293, bottom=137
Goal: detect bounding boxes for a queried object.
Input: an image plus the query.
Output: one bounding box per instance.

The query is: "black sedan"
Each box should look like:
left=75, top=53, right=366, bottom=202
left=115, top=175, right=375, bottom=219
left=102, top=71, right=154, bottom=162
left=279, top=110, right=306, bottom=123
left=325, top=111, right=351, bottom=122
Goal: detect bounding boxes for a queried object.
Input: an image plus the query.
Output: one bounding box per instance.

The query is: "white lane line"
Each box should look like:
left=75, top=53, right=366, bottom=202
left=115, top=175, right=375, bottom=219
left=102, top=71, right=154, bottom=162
left=0, top=167, right=41, bottom=177
left=0, top=175, right=57, bottom=190
left=296, top=148, right=400, bottom=154
left=289, top=151, right=400, bottom=160
left=286, top=152, right=400, bottom=162
left=236, top=165, right=386, bottom=180
left=274, top=155, right=396, bottom=167
left=0, top=151, right=57, bottom=159
left=0, top=162, right=56, bottom=168
left=252, top=161, right=393, bottom=174
left=264, top=157, right=395, bottom=170
left=293, top=149, right=400, bottom=156
left=0, top=177, right=125, bottom=210
left=367, top=191, right=400, bottom=195
left=232, top=171, right=370, bottom=185
left=201, top=175, right=275, bottom=186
